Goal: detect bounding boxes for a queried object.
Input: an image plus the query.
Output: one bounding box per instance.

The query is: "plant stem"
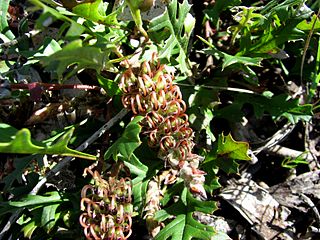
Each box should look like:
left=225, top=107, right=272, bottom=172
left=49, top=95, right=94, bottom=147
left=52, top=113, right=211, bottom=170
left=125, top=0, right=149, bottom=39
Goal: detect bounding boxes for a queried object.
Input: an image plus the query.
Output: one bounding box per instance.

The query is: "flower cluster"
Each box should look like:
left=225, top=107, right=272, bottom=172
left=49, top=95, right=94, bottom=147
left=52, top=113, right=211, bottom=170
left=79, top=168, right=133, bottom=240
left=119, top=55, right=207, bottom=199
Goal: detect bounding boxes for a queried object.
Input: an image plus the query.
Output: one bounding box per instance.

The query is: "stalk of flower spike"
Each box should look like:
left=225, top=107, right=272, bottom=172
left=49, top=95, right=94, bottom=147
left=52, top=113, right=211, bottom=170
left=143, top=169, right=178, bottom=236
left=119, top=55, right=207, bottom=200
left=79, top=168, right=133, bottom=240
left=144, top=179, right=162, bottom=237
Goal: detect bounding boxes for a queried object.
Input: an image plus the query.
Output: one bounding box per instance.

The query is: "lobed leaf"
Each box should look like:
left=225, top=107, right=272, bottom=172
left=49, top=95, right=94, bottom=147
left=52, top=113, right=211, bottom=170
left=104, top=116, right=143, bottom=161
left=29, top=0, right=86, bottom=36
left=72, top=0, right=118, bottom=25
left=149, top=0, right=194, bottom=75
left=0, top=123, right=96, bottom=160
left=0, top=191, right=66, bottom=216
left=199, top=36, right=262, bottom=70
left=204, top=134, right=251, bottom=175
left=123, top=154, right=149, bottom=210
left=41, top=40, right=109, bottom=78
left=216, top=93, right=313, bottom=123
left=217, top=134, right=251, bottom=161
left=155, top=188, right=218, bottom=240
left=297, top=14, right=320, bottom=31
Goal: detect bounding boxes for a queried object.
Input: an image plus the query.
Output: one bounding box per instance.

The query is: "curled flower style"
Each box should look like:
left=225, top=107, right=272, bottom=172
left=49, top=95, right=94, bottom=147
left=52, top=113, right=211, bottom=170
left=79, top=168, right=133, bottom=240
left=119, top=55, right=207, bottom=200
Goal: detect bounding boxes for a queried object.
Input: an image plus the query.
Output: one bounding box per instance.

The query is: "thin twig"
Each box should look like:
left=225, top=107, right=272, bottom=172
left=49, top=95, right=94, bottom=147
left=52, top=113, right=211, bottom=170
left=300, top=9, right=320, bottom=87
left=253, top=123, right=296, bottom=154
left=0, top=29, right=40, bottom=49
left=299, top=193, right=320, bottom=228
left=0, top=209, right=24, bottom=240
left=10, top=83, right=101, bottom=91
left=304, top=122, right=320, bottom=170
left=0, top=108, right=128, bottom=239
left=266, top=144, right=314, bottom=162
left=177, top=83, right=261, bottom=95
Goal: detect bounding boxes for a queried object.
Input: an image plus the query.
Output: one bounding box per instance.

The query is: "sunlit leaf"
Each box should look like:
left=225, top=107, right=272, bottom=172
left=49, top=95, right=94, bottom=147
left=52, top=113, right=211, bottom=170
left=223, top=54, right=262, bottom=70
left=72, top=0, right=118, bottom=24
left=41, top=204, right=60, bottom=233
left=154, top=188, right=217, bottom=240
left=199, top=36, right=262, bottom=70
left=0, top=0, right=15, bottom=40
left=41, top=40, right=109, bottom=78
left=22, top=218, right=38, bottom=239
left=217, top=134, right=251, bottom=161
left=104, top=116, right=143, bottom=161
left=297, top=14, right=320, bottom=31
left=244, top=1, right=312, bottom=55
left=97, top=74, right=121, bottom=97
left=0, top=123, right=96, bottom=160
left=204, top=134, right=251, bottom=175
left=149, top=0, right=194, bottom=75
left=29, top=0, right=85, bottom=35
left=123, top=154, right=149, bottom=210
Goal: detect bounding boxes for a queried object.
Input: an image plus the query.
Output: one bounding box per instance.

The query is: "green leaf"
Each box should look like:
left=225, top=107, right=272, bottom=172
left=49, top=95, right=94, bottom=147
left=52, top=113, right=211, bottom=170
left=104, top=116, right=143, bottom=161
left=155, top=189, right=217, bottom=240
left=33, top=38, right=62, bottom=58
left=29, top=0, right=85, bottom=35
left=0, top=192, right=66, bottom=216
left=125, top=0, right=148, bottom=38
left=281, top=104, right=313, bottom=123
left=41, top=204, right=60, bottom=233
left=215, top=133, right=251, bottom=174
left=199, top=36, right=262, bottom=70
left=41, top=40, right=109, bottom=78
left=123, top=154, right=149, bottom=210
left=244, top=1, right=312, bottom=55
left=19, top=208, right=42, bottom=239
left=189, top=107, right=216, bottom=143
left=0, top=0, right=15, bottom=40
left=204, top=134, right=251, bottom=175
left=72, top=0, right=117, bottom=24
left=281, top=154, right=309, bottom=169
left=149, top=0, right=194, bottom=75
left=223, top=54, right=262, bottom=70
left=260, top=0, right=312, bottom=22
left=22, top=218, right=38, bottom=239
left=204, top=0, right=241, bottom=27
left=0, top=123, right=96, bottom=160
left=297, top=14, right=320, bottom=31
left=217, top=134, right=251, bottom=161
left=97, top=74, right=121, bottom=97
left=160, top=182, right=184, bottom=207
left=2, top=155, right=35, bottom=192
left=216, top=93, right=313, bottom=124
